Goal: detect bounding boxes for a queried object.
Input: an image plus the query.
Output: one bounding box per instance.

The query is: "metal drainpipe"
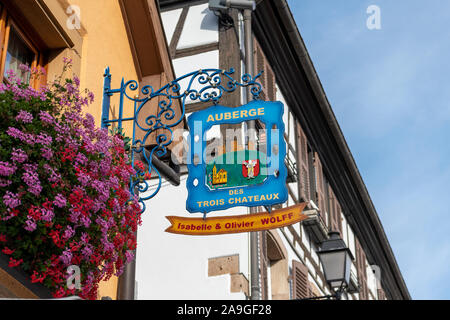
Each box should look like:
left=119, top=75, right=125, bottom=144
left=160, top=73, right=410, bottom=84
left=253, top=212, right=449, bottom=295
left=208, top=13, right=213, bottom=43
left=117, top=189, right=138, bottom=300
left=117, top=248, right=136, bottom=300
left=243, top=7, right=260, bottom=301
left=116, top=150, right=179, bottom=299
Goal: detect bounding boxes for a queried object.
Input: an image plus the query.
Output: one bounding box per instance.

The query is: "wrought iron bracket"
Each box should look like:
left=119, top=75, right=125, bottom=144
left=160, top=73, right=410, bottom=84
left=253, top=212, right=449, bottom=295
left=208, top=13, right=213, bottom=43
left=101, top=67, right=263, bottom=212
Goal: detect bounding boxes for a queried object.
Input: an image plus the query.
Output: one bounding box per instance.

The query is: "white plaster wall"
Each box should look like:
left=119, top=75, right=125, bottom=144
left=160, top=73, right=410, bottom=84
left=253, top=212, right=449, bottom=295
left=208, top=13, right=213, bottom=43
left=136, top=178, right=249, bottom=300
left=277, top=86, right=288, bottom=129
left=347, top=223, right=356, bottom=258
left=288, top=183, right=298, bottom=201
left=177, top=4, right=218, bottom=49
left=310, top=242, right=320, bottom=266
left=172, top=49, right=219, bottom=77
left=342, top=215, right=349, bottom=247
left=161, top=8, right=183, bottom=44
left=287, top=190, right=295, bottom=207
left=300, top=224, right=310, bottom=250
left=288, top=113, right=296, bottom=147
left=205, top=124, right=222, bottom=141
left=366, top=264, right=378, bottom=299
left=281, top=226, right=294, bottom=245
left=172, top=50, right=219, bottom=105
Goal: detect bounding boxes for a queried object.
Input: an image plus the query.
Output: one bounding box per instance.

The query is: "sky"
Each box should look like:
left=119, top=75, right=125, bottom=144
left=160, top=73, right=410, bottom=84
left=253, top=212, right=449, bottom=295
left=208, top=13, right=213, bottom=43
left=287, top=0, right=450, bottom=299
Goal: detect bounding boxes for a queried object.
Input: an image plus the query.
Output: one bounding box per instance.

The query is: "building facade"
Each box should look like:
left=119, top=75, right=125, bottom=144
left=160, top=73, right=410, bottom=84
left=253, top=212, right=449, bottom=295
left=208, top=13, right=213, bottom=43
left=0, top=0, right=410, bottom=300
left=134, top=0, right=410, bottom=300
left=0, top=0, right=177, bottom=299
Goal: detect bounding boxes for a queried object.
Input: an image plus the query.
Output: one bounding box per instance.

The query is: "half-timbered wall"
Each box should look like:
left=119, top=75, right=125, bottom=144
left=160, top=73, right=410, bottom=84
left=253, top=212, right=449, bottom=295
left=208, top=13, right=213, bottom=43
left=146, top=0, right=389, bottom=300
left=264, top=81, right=387, bottom=300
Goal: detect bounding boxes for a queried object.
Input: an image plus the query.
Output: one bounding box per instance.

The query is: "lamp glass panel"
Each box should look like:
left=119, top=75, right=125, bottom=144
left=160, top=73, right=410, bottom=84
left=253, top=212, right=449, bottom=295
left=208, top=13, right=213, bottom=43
left=330, top=280, right=343, bottom=288
left=319, top=251, right=346, bottom=286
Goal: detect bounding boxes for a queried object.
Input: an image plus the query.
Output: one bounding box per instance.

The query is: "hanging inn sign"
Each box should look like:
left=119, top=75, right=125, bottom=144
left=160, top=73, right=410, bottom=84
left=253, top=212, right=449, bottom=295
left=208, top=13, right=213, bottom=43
left=186, top=101, right=288, bottom=212
left=101, top=67, right=308, bottom=236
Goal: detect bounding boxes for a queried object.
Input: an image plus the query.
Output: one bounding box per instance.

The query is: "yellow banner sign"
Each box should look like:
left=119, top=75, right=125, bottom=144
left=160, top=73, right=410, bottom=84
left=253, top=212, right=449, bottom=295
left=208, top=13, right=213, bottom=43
left=165, top=203, right=308, bottom=236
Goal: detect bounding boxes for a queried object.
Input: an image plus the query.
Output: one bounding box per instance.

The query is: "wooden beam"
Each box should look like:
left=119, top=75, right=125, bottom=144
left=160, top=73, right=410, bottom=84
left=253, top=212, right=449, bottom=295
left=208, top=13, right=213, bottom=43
left=169, top=6, right=189, bottom=59
left=218, top=9, right=241, bottom=137
left=185, top=100, right=214, bottom=113
left=174, top=42, right=219, bottom=59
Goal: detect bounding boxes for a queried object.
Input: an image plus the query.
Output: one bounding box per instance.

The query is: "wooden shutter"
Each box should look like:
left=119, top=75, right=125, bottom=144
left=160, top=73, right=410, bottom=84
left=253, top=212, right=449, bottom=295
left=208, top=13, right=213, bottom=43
left=328, top=185, right=336, bottom=231
left=355, top=239, right=369, bottom=300
left=265, top=64, right=276, bottom=101
left=253, top=39, right=276, bottom=101
left=334, top=200, right=343, bottom=236
left=297, top=125, right=310, bottom=202
left=307, top=149, right=316, bottom=203
left=292, top=260, right=309, bottom=299
left=314, top=153, right=327, bottom=224
left=328, top=186, right=342, bottom=234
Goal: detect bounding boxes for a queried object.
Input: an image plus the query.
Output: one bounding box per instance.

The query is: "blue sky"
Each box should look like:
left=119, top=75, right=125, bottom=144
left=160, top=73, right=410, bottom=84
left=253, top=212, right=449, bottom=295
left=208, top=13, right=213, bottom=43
left=287, top=0, right=450, bottom=299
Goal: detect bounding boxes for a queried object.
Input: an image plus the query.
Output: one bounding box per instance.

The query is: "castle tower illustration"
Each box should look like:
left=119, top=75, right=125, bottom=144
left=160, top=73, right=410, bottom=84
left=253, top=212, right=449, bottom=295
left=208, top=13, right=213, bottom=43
left=212, top=164, right=227, bottom=185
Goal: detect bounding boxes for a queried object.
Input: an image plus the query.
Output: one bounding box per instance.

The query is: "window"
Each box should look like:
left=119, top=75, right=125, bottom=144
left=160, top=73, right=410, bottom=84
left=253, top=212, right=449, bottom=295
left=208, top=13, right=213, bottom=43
left=0, top=4, right=45, bottom=87
left=4, top=25, right=36, bottom=83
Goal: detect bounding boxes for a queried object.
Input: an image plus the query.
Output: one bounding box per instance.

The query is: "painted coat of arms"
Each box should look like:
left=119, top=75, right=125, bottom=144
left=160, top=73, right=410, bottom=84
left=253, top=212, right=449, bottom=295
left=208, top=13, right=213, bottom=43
left=186, top=101, right=288, bottom=214
left=242, top=159, right=260, bottom=179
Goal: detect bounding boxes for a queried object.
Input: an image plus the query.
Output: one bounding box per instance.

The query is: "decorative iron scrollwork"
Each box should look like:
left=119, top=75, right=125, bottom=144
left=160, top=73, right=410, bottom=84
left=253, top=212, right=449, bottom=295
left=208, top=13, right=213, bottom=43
left=101, top=67, right=262, bottom=212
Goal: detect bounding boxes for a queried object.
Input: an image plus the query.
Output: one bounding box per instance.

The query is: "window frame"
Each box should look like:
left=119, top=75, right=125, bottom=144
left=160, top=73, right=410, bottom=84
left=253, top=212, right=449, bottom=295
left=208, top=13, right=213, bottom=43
left=0, top=4, right=45, bottom=88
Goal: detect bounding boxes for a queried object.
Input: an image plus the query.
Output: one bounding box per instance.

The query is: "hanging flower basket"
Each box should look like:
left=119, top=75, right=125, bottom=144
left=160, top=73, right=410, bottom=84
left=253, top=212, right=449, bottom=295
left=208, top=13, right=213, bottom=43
left=0, top=60, right=142, bottom=299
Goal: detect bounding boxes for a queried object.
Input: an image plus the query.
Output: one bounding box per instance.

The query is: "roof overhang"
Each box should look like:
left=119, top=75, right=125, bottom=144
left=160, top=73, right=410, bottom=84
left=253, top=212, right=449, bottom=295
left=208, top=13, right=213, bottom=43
left=119, top=0, right=171, bottom=81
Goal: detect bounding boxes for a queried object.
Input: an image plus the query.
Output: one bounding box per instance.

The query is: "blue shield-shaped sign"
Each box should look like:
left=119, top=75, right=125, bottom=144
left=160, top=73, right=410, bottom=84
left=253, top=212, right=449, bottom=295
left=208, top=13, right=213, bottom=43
left=186, top=100, right=288, bottom=214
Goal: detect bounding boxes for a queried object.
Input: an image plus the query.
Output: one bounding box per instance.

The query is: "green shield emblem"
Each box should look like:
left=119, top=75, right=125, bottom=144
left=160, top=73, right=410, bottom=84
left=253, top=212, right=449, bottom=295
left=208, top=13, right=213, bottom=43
left=206, top=150, right=268, bottom=190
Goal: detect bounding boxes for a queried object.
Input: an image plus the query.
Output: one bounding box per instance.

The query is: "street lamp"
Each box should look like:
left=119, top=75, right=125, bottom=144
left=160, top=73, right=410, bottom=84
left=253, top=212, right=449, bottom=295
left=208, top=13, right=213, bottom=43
left=317, top=231, right=354, bottom=299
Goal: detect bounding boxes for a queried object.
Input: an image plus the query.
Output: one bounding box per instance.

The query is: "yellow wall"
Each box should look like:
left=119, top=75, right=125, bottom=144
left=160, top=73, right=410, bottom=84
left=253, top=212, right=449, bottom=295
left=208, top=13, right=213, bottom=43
left=45, top=0, right=140, bottom=300
left=73, top=0, right=137, bottom=300
left=75, top=0, right=137, bottom=138
left=47, top=0, right=138, bottom=139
